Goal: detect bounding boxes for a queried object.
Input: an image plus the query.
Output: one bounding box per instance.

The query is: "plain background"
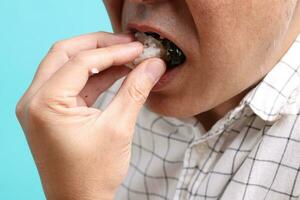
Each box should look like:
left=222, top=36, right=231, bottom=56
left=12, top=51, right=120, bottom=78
left=0, top=1, right=112, bottom=199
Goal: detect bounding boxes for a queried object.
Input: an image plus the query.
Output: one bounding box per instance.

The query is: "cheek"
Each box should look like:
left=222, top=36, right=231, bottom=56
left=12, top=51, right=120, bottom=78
left=185, top=0, right=295, bottom=41
left=148, top=0, right=297, bottom=118
left=187, top=0, right=296, bottom=76
left=103, top=0, right=124, bottom=32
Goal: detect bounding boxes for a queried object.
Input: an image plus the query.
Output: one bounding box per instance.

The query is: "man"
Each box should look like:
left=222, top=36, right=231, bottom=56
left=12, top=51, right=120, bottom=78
left=17, top=0, right=300, bottom=200
left=102, top=1, right=300, bottom=199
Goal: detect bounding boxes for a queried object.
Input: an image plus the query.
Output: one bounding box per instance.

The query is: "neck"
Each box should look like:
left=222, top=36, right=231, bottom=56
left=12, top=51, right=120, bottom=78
left=195, top=88, right=252, bottom=131
left=196, top=3, right=300, bottom=131
left=196, top=13, right=300, bottom=131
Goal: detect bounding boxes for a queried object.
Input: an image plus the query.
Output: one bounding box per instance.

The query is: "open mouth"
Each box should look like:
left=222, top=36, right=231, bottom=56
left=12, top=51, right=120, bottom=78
left=127, top=30, right=186, bottom=70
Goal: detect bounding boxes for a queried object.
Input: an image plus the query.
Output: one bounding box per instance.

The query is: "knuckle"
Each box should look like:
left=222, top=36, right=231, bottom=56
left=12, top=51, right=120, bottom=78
left=27, top=98, right=42, bottom=118
left=99, top=47, right=112, bottom=57
left=50, top=40, right=67, bottom=52
left=71, top=52, right=88, bottom=64
left=127, top=83, right=148, bottom=105
left=15, top=101, right=24, bottom=119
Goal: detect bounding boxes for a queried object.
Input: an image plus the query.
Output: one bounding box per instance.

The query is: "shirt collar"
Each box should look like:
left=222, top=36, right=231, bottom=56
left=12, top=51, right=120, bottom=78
left=241, top=34, right=300, bottom=122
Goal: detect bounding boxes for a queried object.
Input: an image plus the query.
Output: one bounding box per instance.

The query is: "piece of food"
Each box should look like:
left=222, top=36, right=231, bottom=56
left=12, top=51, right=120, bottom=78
left=126, top=32, right=166, bottom=69
left=126, top=32, right=186, bottom=70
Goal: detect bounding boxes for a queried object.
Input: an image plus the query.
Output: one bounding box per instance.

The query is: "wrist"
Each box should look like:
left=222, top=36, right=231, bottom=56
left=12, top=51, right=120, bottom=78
left=40, top=173, right=117, bottom=200
left=47, top=191, right=115, bottom=200
left=44, top=184, right=116, bottom=200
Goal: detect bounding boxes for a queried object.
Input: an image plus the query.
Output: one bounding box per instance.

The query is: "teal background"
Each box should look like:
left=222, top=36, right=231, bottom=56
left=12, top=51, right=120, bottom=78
left=0, top=1, right=112, bottom=199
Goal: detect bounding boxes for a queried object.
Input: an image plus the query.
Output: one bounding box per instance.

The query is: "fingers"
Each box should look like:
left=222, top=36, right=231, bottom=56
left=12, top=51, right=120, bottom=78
left=102, top=58, right=166, bottom=129
left=23, top=32, right=134, bottom=104
left=38, top=42, right=143, bottom=105
left=79, top=66, right=130, bottom=107
left=48, top=32, right=134, bottom=59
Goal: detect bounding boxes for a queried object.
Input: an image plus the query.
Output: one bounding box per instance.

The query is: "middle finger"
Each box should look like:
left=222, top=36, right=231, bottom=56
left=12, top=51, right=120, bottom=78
left=37, top=42, right=143, bottom=108
left=22, top=32, right=134, bottom=104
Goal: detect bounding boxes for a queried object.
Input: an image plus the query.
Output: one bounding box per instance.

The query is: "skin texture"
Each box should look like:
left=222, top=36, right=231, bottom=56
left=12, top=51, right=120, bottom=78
left=16, top=1, right=300, bottom=200
left=104, top=0, right=300, bottom=130
left=16, top=32, right=166, bottom=200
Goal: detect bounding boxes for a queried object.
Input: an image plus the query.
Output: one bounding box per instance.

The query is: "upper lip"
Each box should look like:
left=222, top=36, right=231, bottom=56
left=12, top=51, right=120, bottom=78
left=126, top=23, right=184, bottom=53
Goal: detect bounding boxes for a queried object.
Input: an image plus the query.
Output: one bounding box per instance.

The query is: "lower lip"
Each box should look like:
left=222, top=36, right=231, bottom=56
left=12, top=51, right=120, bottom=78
left=151, top=65, right=182, bottom=92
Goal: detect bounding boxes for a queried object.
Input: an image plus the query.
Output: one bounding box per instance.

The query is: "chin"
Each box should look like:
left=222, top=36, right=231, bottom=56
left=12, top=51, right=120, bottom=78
left=145, top=95, right=179, bottom=117
left=145, top=94, right=205, bottom=118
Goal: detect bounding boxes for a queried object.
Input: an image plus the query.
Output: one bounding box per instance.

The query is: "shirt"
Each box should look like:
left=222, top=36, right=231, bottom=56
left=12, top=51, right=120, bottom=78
left=94, top=34, right=300, bottom=200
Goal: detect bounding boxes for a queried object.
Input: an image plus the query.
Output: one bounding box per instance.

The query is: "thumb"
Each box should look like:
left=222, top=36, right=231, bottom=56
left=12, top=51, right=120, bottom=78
left=103, top=58, right=166, bottom=126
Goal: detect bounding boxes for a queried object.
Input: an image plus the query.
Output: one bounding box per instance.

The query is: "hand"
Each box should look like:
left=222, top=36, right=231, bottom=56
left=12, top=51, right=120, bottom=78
left=16, top=32, right=166, bottom=200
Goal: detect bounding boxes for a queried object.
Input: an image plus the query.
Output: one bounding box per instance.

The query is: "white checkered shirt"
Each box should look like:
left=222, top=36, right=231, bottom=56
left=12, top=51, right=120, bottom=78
left=94, top=34, right=300, bottom=200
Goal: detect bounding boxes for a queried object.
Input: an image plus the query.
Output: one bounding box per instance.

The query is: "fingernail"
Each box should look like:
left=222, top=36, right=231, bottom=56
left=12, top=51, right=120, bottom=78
left=144, top=59, right=166, bottom=82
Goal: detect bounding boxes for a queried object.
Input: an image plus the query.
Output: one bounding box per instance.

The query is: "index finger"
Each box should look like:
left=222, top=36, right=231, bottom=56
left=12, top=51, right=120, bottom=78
left=48, top=32, right=134, bottom=59
left=23, top=32, right=133, bottom=103
left=38, top=42, right=144, bottom=106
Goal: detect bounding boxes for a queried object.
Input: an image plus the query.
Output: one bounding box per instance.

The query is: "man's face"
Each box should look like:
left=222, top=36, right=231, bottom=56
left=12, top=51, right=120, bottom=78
left=104, top=0, right=299, bottom=118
